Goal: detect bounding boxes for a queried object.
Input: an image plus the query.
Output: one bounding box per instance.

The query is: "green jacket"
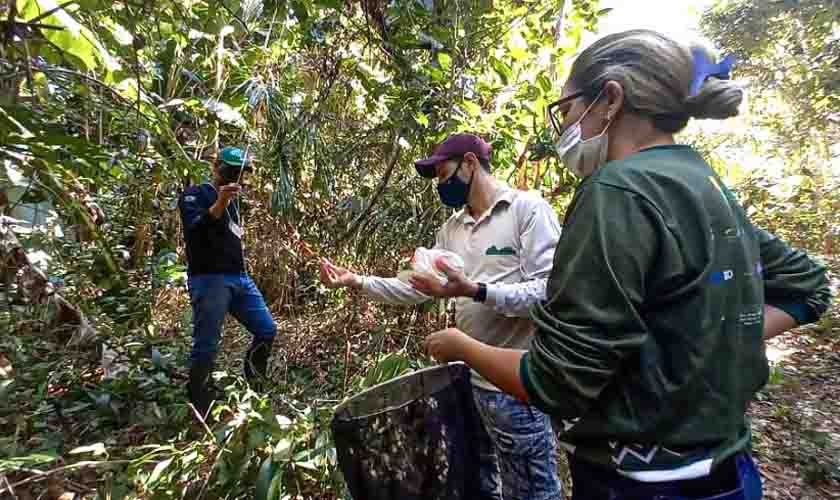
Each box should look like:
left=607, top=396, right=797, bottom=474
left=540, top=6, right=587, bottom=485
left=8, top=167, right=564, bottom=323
left=521, top=145, right=832, bottom=477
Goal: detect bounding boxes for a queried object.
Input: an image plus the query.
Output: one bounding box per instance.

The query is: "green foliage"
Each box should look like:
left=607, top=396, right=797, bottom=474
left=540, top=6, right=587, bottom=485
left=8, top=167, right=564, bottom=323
left=0, top=317, right=427, bottom=498
left=9, top=0, right=832, bottom=498
left=736, top=171, right=839, bottom=255
left=767, top=365, right=786, bottom=386
left=6, top=5, right=832, bottom=496
left=685, top=0, right=840, bottom=254
left=352, top=349, right=420, bottom=391
left=5, top=0, right=598, bottom=483
left=701, top=0, right=839, bottom=157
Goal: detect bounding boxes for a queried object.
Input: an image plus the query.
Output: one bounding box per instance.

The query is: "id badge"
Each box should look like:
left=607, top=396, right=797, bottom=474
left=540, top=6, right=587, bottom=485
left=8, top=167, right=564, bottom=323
left=229, top=220, right=243, bottom=239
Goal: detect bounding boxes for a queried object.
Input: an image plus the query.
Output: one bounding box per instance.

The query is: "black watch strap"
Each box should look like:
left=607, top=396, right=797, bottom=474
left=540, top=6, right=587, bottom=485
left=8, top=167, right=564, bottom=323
left=473, top=282, right=487, bottom=303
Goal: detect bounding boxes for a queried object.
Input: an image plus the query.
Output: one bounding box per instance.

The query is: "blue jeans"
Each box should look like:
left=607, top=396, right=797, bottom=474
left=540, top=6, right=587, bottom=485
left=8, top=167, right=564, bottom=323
left=569, top=452, right=762, bottom=500
left=472, top=387, right=563, bottom=500
left=186, top=273, right=277, bottom=363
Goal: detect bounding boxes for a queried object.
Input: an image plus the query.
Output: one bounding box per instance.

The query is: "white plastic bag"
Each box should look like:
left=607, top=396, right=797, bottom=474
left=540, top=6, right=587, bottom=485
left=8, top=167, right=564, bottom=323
left=398, top=247, right=465, bottom=286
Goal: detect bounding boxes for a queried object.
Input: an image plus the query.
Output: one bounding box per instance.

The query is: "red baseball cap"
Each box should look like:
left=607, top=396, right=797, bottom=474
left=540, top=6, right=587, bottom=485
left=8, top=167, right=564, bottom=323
left=414, top=133, right=492, bottom=178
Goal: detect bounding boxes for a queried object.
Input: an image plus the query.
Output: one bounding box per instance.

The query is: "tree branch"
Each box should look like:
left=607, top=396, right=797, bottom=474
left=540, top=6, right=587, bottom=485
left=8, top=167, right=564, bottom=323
left=19, top=65, right=135, bottom=108
left=6, top=460, right=130, bottom=490
left=219, top=2, right=251, bottom=35
left=0, top=20, right=65, bottom=31
left=27, top=0, right=77, bottom=24
left=335, top=133, right=402, bottom=246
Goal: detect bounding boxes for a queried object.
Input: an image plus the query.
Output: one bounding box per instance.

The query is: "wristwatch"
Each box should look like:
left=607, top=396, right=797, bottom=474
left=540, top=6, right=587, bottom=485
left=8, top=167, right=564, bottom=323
left=473, top=282, right=487, bottom=303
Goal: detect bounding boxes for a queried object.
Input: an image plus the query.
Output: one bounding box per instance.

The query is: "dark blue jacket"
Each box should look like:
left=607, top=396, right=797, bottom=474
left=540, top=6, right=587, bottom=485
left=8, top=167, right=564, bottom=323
left=178, top=183, right=244, bottom=275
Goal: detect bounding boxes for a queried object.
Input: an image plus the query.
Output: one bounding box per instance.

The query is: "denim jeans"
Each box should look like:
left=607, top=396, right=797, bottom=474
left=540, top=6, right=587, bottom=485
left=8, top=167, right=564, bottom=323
left=569, top=452, right=762, bottom=500
left=472, top=386, right=563, bottom=500
left=186, top=273, right=277, bottom=363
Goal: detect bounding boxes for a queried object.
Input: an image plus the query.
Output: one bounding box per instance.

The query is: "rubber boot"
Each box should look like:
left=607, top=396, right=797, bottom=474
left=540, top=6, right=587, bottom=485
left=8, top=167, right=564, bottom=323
left=188, top=359, right=218, bottom=419
left=244, top=339, right=273, bottom=391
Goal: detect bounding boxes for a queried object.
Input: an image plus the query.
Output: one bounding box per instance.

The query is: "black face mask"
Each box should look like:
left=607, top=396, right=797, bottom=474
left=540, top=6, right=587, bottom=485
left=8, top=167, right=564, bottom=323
left=436, top=160, right=473, bottom=208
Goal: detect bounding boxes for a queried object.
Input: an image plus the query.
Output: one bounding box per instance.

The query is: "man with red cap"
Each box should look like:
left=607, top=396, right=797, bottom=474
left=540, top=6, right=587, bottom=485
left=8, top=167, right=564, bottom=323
left=321, top=133, right=564, bottom=499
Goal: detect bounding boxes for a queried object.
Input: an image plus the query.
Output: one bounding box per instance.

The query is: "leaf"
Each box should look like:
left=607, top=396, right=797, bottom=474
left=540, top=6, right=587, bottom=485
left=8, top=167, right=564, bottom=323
left=103, top=19, right=133, bottom=46
left=255, top=456, right=280, bottom=500
left=146, top=457, right=173, bottom=487
left=69, top=442, right=107, bottom=457
left=293, top=457, right=319, bottom=471
left=186, top=29, right=210, bottom=40
left=242, top=0, right=264, bottom=22
left=267, top=472, right=284, bottom=500
left=437, top=52, right=452, bottom=71
left=159, top=99, right=186, bottom=109
left=17, top=0, right=119, bottom=73
left=0, top=107, right=34, bottom=139
left=461, top=101, right=482, bottom=117
left=273, top=438, right=293, bottom=460
left=182, top=451, right=199, bottom=465
left=536, top=73, right=552, bottom=94
left=151, top=348, right=163, bottom=369
left=361, top=352, right=411, bottom=388
left=0, top=451, right=58, bottom=472
left=115, top=78, right=153, bottom=108
left=291, top=0, right=309, bottom=22
left=492, top=58, right=512, bottom=85
left=427, top=66, right=447, bottom=83
left=0, top=379, right=14, bottom=399
left=415, top=112, right=429, bottom=127
left=203, top=99, right=247, bottom=128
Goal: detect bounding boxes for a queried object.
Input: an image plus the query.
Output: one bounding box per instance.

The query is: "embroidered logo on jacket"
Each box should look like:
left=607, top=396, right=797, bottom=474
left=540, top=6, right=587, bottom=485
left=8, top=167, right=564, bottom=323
left=486, top=245, right=516, bottom=256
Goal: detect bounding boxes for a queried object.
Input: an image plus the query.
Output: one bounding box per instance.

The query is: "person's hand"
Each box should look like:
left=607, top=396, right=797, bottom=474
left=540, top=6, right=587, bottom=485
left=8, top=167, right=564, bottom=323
left=218, top=183, right=241, bottom=205
left=208, top=183, right=241, bottom=218
left=409, top=258, right=477, bottom=299
left=424, top=328, right=475, bottom=363
left=320, top=258, right=363, bottom=289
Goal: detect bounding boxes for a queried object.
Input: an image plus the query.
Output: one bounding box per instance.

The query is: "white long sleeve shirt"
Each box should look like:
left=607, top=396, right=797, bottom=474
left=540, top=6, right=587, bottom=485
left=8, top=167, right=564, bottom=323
left=360, top=185, right=561, bottom=390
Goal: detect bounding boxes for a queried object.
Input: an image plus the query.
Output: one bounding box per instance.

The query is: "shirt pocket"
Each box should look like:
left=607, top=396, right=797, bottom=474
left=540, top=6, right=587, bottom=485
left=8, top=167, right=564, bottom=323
left=480, top=242, right=521, bottom=282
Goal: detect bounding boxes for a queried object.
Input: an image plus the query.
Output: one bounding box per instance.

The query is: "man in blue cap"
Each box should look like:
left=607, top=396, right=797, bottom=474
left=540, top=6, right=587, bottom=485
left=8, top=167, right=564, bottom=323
left=178, top=146, right=277, bottom=418
left=321, top=133, right=564, bottom=500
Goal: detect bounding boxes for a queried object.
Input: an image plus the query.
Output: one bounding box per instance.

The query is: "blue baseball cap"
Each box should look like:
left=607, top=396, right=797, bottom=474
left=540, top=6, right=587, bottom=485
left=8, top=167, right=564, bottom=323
left=220, top=146, right=248, bottom=168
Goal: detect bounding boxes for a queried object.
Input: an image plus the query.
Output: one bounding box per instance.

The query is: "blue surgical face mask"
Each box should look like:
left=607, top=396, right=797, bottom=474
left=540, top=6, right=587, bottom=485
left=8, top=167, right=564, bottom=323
left=436, top=160, right=473, bottom=208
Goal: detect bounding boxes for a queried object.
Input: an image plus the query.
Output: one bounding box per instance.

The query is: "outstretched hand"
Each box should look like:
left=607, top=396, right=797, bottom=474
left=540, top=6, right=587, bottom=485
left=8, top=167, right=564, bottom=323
left=319, top=258, right=363, bottom=289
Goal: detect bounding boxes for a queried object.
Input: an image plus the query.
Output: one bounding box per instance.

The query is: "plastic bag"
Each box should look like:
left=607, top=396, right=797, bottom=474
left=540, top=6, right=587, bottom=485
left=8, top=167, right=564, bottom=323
left=398, top=247, right=465, bottom=286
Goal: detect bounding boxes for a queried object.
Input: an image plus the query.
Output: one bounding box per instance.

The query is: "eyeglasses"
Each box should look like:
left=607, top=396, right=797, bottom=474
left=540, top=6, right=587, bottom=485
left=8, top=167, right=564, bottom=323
left=547, top=90, right=585, bottom=137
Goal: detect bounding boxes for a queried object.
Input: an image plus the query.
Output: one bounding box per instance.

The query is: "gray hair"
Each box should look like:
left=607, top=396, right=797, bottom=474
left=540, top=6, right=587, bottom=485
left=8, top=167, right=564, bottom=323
left=568, top=29, right=743, bottom=133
